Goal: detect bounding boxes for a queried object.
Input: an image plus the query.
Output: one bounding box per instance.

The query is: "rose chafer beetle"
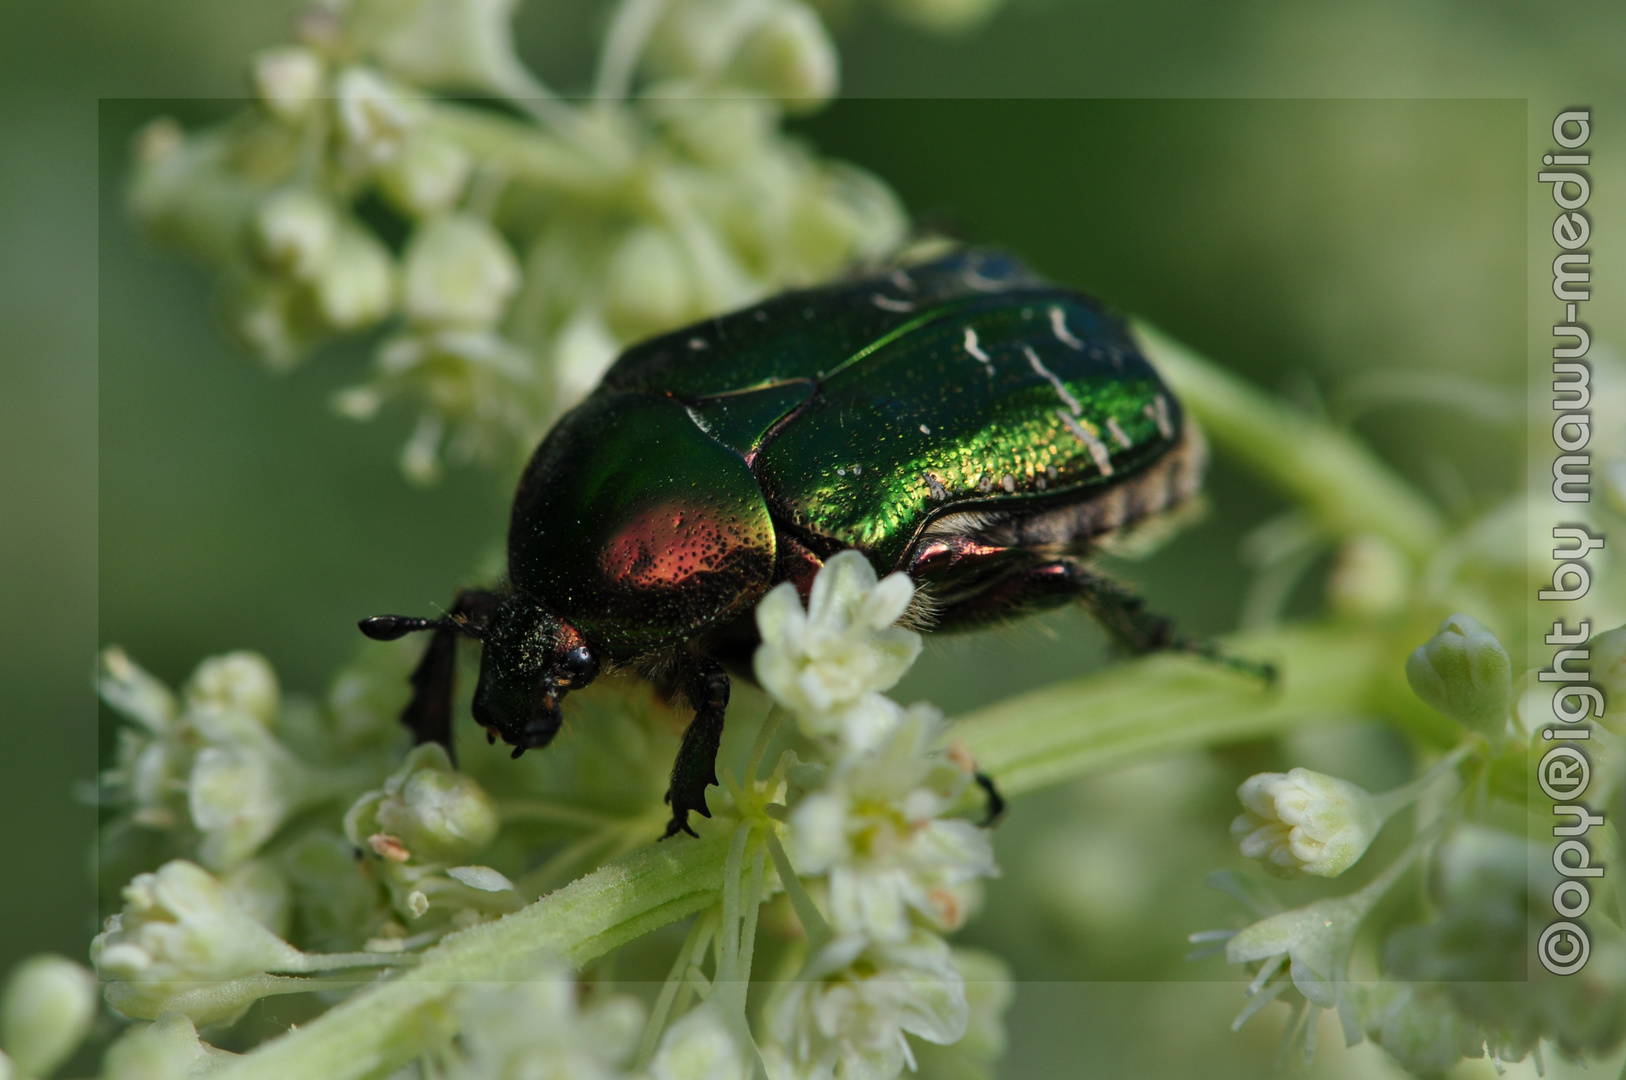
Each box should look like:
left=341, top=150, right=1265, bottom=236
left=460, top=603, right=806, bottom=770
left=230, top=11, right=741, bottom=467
left=363, top=248, right=1253, bottom=838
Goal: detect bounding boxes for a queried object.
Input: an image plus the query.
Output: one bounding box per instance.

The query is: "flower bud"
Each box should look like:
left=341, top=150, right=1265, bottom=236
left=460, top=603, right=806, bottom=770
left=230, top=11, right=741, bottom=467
left=729, top=2, right=837, bottom=111
left=1325, top=533, right=1409, bottom=620
left=313, top=225, right=396, bottom=330
left=346, top=744, right=499, bottom=864
left=99, top=647, right=177, bottom=735
left=252, top=191, right=337, bottom=281
left=0, top=955, right=97, bottom=1078
left=402, top=214, right=520, bottom=329
left=184, top=651, right=280, bottom=726
left=1405, top=613, right=1513, bottom=740
left=335, top=67, right=417, bottom=169
left=92, top=860, right=305, bottom=1018
left=1231, top=768, right=1380, bottom=878
left=252, top=45, right=326, bottom=124
left=603, top=226, right=694, bottom=340
left=378, top=135, right=472, bottom=218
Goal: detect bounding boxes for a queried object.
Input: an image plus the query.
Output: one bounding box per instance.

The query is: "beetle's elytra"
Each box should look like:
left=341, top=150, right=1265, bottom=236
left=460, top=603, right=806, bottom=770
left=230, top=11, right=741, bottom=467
left=362, top=248, right=1230, bottom=838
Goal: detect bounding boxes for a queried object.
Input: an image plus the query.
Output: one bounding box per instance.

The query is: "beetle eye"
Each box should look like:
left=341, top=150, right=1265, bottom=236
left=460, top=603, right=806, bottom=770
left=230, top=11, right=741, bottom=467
left=558, top=644, right=598, bottom=687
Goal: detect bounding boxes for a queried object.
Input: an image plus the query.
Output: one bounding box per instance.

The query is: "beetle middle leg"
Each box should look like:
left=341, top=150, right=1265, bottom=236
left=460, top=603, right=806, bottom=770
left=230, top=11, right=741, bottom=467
left=663, top=656, right=731, bottom=839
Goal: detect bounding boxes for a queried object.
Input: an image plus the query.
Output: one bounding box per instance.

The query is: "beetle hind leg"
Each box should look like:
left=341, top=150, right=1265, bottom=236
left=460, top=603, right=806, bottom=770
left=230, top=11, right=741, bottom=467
left=933, top=557, right=1274, bottom=684
left=663, top=657, right=731, bottom=839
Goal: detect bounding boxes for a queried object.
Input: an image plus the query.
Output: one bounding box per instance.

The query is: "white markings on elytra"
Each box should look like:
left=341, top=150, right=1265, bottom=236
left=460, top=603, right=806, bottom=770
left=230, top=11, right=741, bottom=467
left=688, top=337, right=708, bottom=350
left=1105, top=416, right=1133, bottom=449
left=1001, top=474, right=1016, bottom=493
left=1144, top=394, right=1173, bottom=438
left=923, top=473, right=948, bottom=500
left=1024, top=345, right=1083, bottom=416
left=919, top=423, right=932, bottom=435
left=685, top=405, right=712, bottom=434
left=1049, top=306, right=1084, bottom=350
left=1057, top=410, right=1114, bottom=476
left=962, top=327, right=991, bottom=365
left=872, top=294, right=915, bottom=312
left=888, top=268, right=917, bottom=293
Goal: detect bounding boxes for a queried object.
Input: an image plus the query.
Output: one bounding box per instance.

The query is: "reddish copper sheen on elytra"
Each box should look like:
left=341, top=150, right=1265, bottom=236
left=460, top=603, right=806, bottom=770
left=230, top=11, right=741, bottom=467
left=599, top=503, right=737, bottom=591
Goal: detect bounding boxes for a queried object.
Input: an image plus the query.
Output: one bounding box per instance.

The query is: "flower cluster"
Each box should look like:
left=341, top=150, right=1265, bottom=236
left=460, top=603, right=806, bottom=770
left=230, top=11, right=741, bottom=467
left=128, top=0, right=928, bottom=482
left=97, top=647, right=389, bottom=876
left=751, top=552, right=1008, bottom=1080
left=1204, top=615, right=1626, bottom=1074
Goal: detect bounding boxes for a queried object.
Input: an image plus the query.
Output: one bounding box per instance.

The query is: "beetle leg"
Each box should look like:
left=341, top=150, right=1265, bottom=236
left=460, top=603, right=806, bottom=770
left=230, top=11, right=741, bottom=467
left=932, top=558, right=1275, bottom=683
left=369, top=588, right=502, bottom=764
left=663, top=657, right=731, bottom=839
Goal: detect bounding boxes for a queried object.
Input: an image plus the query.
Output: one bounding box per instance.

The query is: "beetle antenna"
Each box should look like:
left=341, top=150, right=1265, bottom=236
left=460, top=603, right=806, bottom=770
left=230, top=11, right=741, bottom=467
left=358, top=614, right=486, bottom=641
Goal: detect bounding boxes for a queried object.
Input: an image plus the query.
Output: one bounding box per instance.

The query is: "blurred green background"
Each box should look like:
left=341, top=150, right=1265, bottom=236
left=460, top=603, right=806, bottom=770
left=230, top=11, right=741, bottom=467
left=5, top=0, right=1624, bottom=1076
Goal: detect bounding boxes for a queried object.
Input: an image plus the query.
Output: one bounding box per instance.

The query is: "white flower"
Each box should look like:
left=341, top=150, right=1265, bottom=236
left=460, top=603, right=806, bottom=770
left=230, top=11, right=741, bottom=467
left=450, top=956, right=644, bottom=1080
left=762, top=930, right=968, bottom=1080
left=790, top=707, right=994, bottom=942
left=92, top=860, right=306, bottom=1018
left=0, top=955, right=97, bottom=1079
left=1230, top=768, right=1381, bottom=878
left=754, top=551, right=922, bottom=740
left=402, top=213, right=521, bottom=329
left=645, top=1005, right=751, bottom=1080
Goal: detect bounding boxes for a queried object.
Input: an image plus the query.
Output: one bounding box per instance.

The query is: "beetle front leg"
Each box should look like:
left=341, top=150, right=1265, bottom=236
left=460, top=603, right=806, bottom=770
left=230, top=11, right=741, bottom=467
left=663, top=658, right=731, bottom=839
left=359, top=588, right=502, bottom=763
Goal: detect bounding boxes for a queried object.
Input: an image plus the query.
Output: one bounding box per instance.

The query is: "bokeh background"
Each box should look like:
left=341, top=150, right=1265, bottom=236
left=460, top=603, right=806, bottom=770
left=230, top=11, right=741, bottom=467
left=4, top=0, right=1624, bottom=1076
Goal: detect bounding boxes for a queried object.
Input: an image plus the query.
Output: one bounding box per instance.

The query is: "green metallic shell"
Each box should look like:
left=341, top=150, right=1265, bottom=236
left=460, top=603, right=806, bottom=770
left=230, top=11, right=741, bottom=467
left=511, top=249, right=1185, bottom=652
left=508, top=393, right=776, bottom=656
left=757, top=294, right=1178, bottom=569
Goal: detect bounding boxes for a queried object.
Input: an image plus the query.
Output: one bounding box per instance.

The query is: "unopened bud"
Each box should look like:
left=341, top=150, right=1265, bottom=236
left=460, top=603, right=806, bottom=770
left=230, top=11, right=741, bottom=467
left=0, top=955, right=97, bottom=1078
left=253, top=191, right=337, bottom=281
left=252, top=46, right=326, bottom=123
left=335, top=67, right=417, bottom=168
left=1231, top=768, right=1381, bottom=878
left=729, top=2, right=838, bottom=111
left=402, top=214, right=519, bottom=329
left=378, top=135, right=472, bottom=218
left=184, top=651, right=280, bottom=725
left=347, top=744, right=499, bottom=864
left=1325, top=534, right=1409, bottom=620
left=1405, top=614, right=1513, bottom=740
left=314, top=225, right=396, bottom=330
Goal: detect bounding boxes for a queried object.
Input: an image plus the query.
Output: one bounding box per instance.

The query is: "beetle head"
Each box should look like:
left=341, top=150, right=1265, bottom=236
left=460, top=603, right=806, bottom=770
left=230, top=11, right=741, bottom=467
left=472, top=594, right=599, bottom=757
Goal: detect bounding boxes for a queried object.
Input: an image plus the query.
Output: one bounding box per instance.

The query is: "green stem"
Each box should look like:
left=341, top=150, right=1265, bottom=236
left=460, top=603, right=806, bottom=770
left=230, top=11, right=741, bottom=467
left=1133, top=319, right=1446, bottom=560
left=208, top=830, right=734, bottom=1080
left=948, top=623, right=1391, bottom=797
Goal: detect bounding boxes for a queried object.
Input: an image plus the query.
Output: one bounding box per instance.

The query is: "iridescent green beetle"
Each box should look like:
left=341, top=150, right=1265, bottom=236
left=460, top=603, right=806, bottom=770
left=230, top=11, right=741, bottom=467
left=362, top=248, right=1227, bottom=837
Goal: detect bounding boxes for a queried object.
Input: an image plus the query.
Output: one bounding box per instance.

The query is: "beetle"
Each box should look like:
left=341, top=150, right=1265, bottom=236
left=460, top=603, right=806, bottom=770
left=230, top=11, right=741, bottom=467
left=361, top=248, right=1253, bottom=838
